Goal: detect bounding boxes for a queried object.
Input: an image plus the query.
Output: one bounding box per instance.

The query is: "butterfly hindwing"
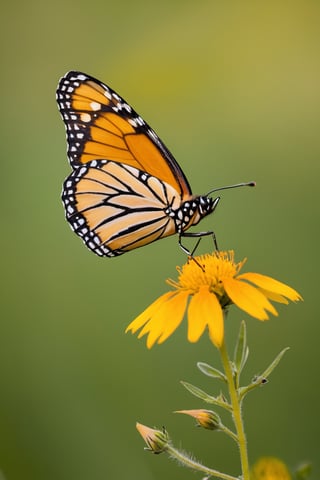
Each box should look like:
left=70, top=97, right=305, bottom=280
left=62, top=160, right=182, bottom=256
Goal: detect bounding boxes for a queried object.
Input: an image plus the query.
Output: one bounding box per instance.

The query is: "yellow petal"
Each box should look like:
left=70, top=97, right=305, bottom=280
left=237, top=272, right=302, bottom=301
left=257, top=287, right=289, bottom=304
left=157, top=291, right=190, bottom=344
left=223, top=277, right=278, bottom=320
left=140, top=291, right=189, bottom=348
left=125, top=291, right=176, bottom=333
left=188, top=286, right=224, bottom=347
left=187, top=288, right=209, bottom=341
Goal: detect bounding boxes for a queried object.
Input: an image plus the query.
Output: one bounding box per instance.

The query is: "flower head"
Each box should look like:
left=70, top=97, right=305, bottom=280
left=126, top=251, right=302, bottom=349
left=251, top=457, right=292, bottom=480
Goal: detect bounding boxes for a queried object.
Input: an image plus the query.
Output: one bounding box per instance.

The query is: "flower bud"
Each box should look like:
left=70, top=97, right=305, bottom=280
left=175, top=409, right=221, bottom=430
left=136, top=423, right=170, bottom=454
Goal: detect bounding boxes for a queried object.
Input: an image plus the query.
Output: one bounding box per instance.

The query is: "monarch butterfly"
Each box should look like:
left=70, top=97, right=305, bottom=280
left=56, top=71, right=254, bottom=257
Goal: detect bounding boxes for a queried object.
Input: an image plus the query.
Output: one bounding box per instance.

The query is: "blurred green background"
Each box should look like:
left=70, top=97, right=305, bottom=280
left=1, top=1, right=319, bottom=479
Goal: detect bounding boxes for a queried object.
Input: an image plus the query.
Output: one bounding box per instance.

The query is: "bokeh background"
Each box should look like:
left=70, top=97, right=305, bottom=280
left=1, top=1, right=319, bottom=479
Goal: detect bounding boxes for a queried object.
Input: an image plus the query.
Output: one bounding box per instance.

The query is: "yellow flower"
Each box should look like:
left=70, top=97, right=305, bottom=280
left=126, top=251, right=302, bottom=349
left=251, top=457, right=292, bottom=480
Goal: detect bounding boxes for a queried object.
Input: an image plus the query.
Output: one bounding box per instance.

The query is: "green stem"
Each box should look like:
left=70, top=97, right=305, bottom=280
left=219, top=424, right=238, bottom=443
left=166, top=444, right=238, bottom=480
left=219, top=338, right=250, bottom=480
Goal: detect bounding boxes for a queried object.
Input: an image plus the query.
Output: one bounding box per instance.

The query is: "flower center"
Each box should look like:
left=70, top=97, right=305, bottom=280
left=167, top=251, right=245, bottom=302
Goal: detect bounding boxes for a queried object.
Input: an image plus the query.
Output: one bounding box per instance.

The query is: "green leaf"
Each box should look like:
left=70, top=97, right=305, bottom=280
left=180, top=381, right=215, bottom=402
left=239, top=347, right=290, bottom=400
left=260, top=347, right=290, bottom=379
left=180, top=382, right=232, bottom=411
left=234, top=320, right=249, bottom=375
left=197, top=362, right=227, bottom=382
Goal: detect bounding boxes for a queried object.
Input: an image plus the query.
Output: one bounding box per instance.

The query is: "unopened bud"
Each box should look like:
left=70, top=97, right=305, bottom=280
left=136, top=423, right=170, bottom=454
left=175, top=409, right=221, bottom=430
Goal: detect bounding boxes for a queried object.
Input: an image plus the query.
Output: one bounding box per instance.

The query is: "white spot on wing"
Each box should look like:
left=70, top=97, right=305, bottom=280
left=80, top=113, right=91, bottom=123
left=128, top=119, right=137, bottom=127
left=90, top=101, right=101, bottom=111
left=104, top=90, right=112, bottom=100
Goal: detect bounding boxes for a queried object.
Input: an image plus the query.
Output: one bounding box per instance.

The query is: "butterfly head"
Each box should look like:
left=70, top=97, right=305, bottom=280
left=199, top=195, right=220, bottom=218
left=176, top=195, right=220, bottom=233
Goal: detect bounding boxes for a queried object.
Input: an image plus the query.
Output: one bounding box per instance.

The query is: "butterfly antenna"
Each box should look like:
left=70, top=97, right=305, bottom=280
left=206, top=181, right=256, bottom=196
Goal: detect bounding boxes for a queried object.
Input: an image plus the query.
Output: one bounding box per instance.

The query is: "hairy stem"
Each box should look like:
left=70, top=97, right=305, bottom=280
left=166, top=444, right=238, bottom=480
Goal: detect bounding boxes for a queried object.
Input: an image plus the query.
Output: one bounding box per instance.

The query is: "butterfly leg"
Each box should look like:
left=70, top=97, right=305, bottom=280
left=179, top=230, right=219, bottom=256
left=190, top=237, right=202, bottom=257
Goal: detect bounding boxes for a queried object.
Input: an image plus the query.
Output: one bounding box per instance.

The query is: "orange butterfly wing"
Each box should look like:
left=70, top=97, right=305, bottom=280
left=56, top=71, right=192, bottom=199
left=62, top=161, right=184, bottom=257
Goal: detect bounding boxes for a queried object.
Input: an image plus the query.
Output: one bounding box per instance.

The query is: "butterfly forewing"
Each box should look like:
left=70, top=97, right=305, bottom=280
left=56, top=71, right=192, bottom=198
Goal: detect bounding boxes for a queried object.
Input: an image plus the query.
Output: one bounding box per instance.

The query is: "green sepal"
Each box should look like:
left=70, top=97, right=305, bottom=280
left=197, top=362, right=227, bottom=382
left=239, top=347, right=289, bottom=400
left=180, top=381, right=232, bottom=411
